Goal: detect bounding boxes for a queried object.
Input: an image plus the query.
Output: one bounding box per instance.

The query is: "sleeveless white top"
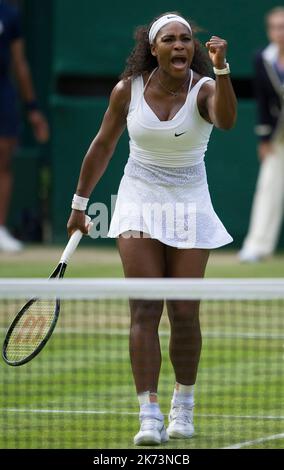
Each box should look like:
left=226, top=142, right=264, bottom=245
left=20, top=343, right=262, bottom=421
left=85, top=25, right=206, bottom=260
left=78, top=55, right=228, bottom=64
left=127, top=69, right=214, bottom=168
left=108, top=70, right=233, bottom=249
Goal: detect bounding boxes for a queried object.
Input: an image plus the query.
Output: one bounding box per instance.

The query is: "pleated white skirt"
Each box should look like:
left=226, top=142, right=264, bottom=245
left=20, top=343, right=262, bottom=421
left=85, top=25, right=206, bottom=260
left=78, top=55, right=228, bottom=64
left=108, top=158, right=233, bottom=249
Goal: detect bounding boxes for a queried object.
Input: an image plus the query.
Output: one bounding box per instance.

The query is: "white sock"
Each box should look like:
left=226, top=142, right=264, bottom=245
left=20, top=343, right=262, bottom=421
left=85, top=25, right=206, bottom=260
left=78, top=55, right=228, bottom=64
left=138, top=391, right=155, bottom=406
left=172, top=382, right=194, bottom=408
left=137, top=392, right=163, bottom=420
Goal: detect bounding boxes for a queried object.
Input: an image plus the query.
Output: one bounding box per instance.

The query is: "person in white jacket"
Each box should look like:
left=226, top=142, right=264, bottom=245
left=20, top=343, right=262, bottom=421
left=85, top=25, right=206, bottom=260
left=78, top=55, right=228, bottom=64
left=239, top=7, right=284, bottom=262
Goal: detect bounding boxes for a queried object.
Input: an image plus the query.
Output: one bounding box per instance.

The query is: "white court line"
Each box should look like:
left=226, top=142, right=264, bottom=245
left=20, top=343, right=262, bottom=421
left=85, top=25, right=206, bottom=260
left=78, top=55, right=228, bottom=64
left=1, top=327, right=283, bottom=339
left=1, top=408, right=137, bottom=416
left=222, top=433, right=284, bottom=449
left=199, top=413, right=284, bottom=420
left=2, top=408, right=284, bottom=448
left=1, top=408, right=284, bottom=421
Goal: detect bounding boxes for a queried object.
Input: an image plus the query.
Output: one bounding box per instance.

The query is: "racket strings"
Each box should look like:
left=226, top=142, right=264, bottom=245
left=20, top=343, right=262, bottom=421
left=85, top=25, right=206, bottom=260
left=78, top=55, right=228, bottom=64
left=5, top=299, right=57, bottom=362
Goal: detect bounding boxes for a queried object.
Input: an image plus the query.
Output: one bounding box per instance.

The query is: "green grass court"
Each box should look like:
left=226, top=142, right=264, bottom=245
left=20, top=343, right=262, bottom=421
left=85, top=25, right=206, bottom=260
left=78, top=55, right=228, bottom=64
left=0, top=248, right=284, bottom=449
left=0, top=247, right=283, bottom=278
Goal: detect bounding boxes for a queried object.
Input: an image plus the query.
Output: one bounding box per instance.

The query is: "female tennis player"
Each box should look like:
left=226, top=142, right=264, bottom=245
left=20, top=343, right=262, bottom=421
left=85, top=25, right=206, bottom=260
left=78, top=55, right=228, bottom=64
left=67, top=12, right=237, bottom=446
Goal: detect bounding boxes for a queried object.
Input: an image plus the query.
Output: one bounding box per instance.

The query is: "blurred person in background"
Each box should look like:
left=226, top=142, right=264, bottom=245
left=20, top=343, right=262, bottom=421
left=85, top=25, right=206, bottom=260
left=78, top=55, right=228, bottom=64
left=239, top=7, right=284, bottom=262
left=0, top=0, right=49, bottom=252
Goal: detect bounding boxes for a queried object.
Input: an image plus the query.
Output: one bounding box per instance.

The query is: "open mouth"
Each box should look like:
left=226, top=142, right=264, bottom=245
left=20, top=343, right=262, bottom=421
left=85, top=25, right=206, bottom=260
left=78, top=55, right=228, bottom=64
left=171, top=57, right=187, bottom=66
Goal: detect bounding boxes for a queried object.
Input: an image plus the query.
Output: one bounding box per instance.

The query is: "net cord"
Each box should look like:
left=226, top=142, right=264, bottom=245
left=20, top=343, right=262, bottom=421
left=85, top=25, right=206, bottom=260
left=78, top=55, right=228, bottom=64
left=0, top=278, right=284, bottom=300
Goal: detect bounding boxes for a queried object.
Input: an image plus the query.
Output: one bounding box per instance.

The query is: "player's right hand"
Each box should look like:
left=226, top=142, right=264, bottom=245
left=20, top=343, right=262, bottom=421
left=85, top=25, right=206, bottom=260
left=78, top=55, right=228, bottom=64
left=67, top=210, right=89, bottom=237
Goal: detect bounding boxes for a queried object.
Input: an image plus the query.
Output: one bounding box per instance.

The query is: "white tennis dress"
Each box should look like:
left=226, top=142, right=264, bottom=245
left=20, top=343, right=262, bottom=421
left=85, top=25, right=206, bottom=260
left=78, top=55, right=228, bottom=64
left=108, top=69, right=233, bottom=249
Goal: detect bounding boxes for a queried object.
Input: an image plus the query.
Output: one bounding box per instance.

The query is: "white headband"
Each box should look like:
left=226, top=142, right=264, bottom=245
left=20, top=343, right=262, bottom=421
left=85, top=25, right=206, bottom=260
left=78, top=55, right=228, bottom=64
left=149, top=14, right=192, bottom=45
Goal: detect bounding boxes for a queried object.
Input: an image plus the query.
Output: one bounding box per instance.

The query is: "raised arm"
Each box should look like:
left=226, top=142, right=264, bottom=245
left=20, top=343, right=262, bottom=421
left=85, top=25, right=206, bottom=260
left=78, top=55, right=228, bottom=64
left=67, top=79, right=130, bottom=235
left=201, top=36, right=237, bottom=130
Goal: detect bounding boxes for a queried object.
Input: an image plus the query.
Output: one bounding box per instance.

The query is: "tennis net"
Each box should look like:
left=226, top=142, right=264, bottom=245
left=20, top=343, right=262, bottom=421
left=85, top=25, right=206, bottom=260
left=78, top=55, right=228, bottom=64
left=1, top=278, right=284, bottom=449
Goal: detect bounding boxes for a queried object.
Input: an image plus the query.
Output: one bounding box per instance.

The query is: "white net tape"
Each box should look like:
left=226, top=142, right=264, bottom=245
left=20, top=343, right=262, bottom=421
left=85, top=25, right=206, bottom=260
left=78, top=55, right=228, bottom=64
left=0, top=278, right=284, bottom=300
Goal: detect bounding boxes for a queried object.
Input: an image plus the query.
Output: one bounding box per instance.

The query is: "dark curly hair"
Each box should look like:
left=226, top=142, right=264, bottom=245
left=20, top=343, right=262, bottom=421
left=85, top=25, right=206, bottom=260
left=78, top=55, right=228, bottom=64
left=121, top=12, right=213, bottom=79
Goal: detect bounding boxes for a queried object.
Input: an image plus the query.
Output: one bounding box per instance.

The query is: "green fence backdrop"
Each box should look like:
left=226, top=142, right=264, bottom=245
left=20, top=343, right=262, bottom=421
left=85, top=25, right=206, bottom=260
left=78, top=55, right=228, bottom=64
left=9, top=0, right=284, bottom=248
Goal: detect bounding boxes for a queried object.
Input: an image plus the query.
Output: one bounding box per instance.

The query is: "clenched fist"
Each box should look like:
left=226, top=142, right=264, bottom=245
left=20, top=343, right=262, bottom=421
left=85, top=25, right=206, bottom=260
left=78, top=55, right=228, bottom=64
left=205, top=36, right=228, bottom=69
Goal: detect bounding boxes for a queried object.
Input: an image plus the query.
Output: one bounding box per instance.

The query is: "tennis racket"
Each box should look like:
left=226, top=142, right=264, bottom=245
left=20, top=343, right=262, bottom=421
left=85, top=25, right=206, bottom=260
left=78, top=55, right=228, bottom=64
left=2, top=215, right=92, bottom=367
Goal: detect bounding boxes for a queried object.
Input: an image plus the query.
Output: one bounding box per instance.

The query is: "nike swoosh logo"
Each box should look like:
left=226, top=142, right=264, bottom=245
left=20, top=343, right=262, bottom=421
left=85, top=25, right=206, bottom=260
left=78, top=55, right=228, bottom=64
left=175, top=132, right=187, bottom=137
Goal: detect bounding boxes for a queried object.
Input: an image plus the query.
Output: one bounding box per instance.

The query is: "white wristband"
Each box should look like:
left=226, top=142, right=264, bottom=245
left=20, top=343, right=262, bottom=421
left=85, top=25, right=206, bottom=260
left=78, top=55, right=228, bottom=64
left=213, top=63, right=230, bottom=75
left=71, top=194, right=89, bottom=211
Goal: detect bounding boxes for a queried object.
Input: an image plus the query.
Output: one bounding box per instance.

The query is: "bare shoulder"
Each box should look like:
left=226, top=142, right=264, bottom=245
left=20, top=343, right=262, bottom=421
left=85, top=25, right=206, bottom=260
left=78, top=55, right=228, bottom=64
left=110, top=78, right=132, bottom=114
left=196, top=74, right=215, bottom=101
left=194, top=73, right=215, bottom=123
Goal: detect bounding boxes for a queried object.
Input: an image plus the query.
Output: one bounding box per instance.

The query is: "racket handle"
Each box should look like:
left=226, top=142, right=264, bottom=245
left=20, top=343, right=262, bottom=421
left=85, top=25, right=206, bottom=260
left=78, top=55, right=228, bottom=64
left=60, top=215, right=91, bottom=265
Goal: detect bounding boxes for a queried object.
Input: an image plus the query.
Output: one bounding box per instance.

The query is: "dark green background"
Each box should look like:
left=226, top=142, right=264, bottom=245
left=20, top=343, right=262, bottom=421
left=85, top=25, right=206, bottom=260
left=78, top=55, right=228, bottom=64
left=9, top=0, right=284, bottom=248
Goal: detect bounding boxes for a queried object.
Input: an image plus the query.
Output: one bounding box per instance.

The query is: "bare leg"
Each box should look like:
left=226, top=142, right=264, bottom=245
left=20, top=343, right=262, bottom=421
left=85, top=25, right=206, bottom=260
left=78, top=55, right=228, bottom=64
left=117, top=234, right=166, bottom=393
left=128, top=298, right=164, bottom=393
left=165, top=247, right=210, bottom=385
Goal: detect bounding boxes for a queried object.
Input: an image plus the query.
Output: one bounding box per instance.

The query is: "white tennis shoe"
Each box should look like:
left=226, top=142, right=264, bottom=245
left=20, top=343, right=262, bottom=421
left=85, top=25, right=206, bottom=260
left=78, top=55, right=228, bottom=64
left=134, top=415, right=169, bottom=446
left=238, top=248, right=264, bottom=263
left=0, top=226, right=23, bottom=252
left=167, top=403, right=194, bottom=439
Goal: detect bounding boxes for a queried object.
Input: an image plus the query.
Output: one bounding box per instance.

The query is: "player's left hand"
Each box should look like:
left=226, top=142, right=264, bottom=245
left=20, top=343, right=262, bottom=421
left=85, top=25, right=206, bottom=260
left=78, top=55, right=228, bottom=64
left=28, top=110, right=50, bottom=143
left=205, top=36, right=228, bottom=69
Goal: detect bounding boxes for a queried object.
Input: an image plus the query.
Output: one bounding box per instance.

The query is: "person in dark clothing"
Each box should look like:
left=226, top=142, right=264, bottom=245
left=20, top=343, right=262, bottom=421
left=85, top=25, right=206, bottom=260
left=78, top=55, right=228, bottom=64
left=0, top=0, right=49, bottom=251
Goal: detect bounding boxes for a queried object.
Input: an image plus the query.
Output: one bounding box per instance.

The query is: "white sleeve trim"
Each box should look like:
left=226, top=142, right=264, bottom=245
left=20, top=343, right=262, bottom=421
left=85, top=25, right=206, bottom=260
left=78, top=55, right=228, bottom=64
left=255, top=124, right=272, bottom=136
